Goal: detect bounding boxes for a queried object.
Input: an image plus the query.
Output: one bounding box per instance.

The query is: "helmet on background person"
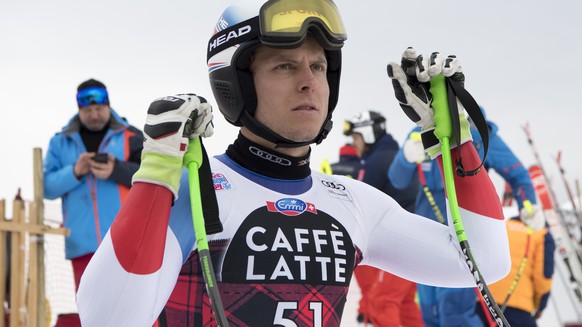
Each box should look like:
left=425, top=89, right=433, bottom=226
left=207, top=0, right=347, bottom=147
left=343, top=110, right=387, bottom=146
left=344, top=110, right=386, bottom=146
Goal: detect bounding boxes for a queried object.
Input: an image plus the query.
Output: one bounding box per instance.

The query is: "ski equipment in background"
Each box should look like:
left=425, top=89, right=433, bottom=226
left=409, top=132, right=446, bottom=224
left=530, top=165, right=582, bottom=318
left=555, top=150, right=582, bottom=223
left=501, top=183, right=514, bottom=208
left=522, top=123, right=577, bottom=235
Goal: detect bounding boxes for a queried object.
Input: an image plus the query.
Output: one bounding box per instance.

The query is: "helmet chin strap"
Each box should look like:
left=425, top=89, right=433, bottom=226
left=240, top=111, right=332, bottom=149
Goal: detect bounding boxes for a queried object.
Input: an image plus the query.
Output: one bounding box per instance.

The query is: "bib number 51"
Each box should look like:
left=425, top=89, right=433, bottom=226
left=273, top=301, right=323, bottom=327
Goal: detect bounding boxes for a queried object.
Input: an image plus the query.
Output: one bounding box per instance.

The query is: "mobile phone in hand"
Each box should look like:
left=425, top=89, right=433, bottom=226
left=92, top=153, right=109, bottom=163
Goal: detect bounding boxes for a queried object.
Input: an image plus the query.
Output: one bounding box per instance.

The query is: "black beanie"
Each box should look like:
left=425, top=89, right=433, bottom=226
left=77, top=78, right=107, bottom=92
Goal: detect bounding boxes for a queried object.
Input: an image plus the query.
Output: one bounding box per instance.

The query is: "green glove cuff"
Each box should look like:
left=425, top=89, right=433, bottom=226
left=422, top=114, right=472, bottom=159
left=132, top=152, right=183, bottom=199
left=455, top=114, right=472, bottom=146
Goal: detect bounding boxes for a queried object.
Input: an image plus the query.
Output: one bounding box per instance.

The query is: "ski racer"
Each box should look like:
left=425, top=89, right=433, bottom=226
left=77, top=0, right=511, bottom=326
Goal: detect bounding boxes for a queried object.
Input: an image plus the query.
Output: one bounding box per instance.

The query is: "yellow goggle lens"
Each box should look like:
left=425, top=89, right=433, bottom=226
left=261, top=0, right=346, bottom=39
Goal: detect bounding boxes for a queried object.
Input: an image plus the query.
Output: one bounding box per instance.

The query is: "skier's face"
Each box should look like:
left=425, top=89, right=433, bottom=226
left=250, top=38, right=330, bottom=143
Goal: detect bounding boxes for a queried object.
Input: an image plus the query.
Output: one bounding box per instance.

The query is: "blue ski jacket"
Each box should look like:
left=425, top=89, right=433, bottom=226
left=44, top=109, right=143, bottom=259
left=389, top=121, right=537, bottom=223
left=388, top=121, right=537, bottom=327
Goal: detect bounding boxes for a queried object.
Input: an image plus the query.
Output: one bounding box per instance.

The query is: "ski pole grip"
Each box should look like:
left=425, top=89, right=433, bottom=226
left=184, top=137, right=203, bottom=169
left=429, top=74, right=452, bottom=141
left=523, top=199, right=533, bottom=216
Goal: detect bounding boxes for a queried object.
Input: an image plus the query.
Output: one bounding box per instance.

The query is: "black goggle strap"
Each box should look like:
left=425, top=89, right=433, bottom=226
left=446, top=77, right=488, bottom=177
left=207, top=14, right=345, bottom=62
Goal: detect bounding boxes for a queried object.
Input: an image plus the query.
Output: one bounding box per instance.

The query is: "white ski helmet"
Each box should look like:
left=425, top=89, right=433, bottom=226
left=207, top=0, right=347, bottom=147
left=343, top=110, right=387, bottom=145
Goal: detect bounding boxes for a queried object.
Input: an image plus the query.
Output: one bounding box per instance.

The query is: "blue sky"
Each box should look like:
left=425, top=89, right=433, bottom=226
left=1, top=0, right=581, bottom=214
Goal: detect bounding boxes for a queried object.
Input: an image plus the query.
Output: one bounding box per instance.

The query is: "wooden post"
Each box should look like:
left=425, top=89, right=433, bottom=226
left=27, top=203, right=38, bottom=327
left=0, top=147, right=70, bottom=327
left=9, top=199, right=25, bottom=327
left=0, top=199, right=6, bottom=327
left=0, top=209, right=69, bottom=327
left=32, top=148, right=45, bottom=327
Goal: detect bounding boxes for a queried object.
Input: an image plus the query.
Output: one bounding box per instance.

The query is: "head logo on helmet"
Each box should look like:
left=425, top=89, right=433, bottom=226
left=343, top=110, right=387, bottom=145
left=207, top=0, right=347, bottom=148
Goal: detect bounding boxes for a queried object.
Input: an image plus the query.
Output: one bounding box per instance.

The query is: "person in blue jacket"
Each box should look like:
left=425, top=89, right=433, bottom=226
left=43, top=78, right=143, bottom=292
left=344, top=110, right=423, bottom=327
left=388, top=108, right=543, bottom=327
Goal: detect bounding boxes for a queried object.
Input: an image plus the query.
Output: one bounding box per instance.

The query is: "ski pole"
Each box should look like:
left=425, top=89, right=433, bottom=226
left=523, top=124, right=575, bottom=228
left=409, top=132, right=446, bottom=224
left=500, top=224, right=531, bottom=312
left=184, top=137, right=229, bottom=326
left=500, top=192, right=534, bottom=312
left=556, top=150, right=581, bottom=221
left=320, top=158, right=333, bottom=175
left=530, top=166, right=582, bottom=311
left=525, top=124, right=582, bottom=257
left=430, top=74, right=510, bottom=327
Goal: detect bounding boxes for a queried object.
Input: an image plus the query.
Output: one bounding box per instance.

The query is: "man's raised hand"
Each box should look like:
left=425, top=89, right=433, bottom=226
left=133, top=94, right=214, bottom=199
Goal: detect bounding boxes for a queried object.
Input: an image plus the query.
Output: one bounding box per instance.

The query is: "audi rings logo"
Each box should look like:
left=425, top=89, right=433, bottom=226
left=249, top=146, right=292, bottom=166
left=321, top=180, right=346, bottom=191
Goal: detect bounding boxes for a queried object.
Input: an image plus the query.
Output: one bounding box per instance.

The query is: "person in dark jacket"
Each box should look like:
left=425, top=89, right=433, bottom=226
left=344, top=110, right=423, bottom=327
left=43, top=78, right=143, bottom=326
left=329, top=143, right=363, bottom=180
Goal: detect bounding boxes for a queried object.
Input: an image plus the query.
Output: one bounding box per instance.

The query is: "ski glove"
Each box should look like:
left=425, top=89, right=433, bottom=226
left=387, top=48, right=472, bottom=158
left=520, top=204, right=545, bottom=231
left=132, top=94, right=214, bottom=199
left=403, top=132, right=427, bottom=164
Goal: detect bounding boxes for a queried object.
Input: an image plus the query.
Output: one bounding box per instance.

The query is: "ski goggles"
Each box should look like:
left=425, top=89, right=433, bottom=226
left=77, top=87, right=109, bottom=107
left=259, top=0, right=347, bottom=49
